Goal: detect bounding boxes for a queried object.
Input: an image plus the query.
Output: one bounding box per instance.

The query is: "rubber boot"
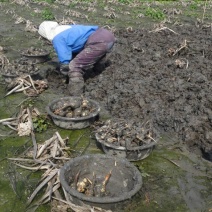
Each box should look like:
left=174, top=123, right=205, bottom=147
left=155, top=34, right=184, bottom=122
left=67, top=71, right=84, bottom=96
left=60, top=64, right=69, bottom=75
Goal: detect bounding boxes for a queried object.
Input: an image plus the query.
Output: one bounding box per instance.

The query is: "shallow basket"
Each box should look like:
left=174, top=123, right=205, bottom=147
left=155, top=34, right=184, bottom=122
left=46, top=96, right=100, bottom=129
left=59, top=154, right=142, bottom=210
left=95, top=133, right=156, bottom=161
left=21, top=51, right=50, bottom=64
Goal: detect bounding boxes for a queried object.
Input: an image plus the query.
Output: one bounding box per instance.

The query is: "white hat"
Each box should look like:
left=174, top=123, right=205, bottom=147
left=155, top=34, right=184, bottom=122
left=38, top=21, right=72, bottom=41
left=38, top=21, right=59, bottom=41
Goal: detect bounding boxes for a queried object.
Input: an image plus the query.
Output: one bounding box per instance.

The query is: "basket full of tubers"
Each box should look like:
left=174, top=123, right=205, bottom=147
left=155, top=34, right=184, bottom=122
left=95, top=119, right=157, bottom=161
left=46, top=96, right=100, bottom=129
left=20, top=47, right=50, bottom=64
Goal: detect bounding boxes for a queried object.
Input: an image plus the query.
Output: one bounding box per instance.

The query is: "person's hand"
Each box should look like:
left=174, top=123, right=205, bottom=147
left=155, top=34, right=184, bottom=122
left=60, top=64, right=69, bottom=75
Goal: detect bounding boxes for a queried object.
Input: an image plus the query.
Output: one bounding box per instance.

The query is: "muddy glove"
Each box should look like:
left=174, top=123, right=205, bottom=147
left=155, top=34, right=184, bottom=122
left=60, top=63, right=69, bottom=75
left=67, top=72, right=84, bottom=96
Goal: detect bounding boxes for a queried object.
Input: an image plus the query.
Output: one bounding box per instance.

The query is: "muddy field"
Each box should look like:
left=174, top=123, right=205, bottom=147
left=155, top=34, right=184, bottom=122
left=0, top=0, right=212, bottom=212
left=47, top=20, right=212, bottom=161
left=84, top=23, right=212, bottom=160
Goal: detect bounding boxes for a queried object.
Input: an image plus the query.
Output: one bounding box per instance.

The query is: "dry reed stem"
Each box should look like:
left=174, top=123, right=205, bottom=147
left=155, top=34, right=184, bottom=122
left=0, top=118, right=17, bottom=123
left=36, top=135, right=57, bottom=158
left=27, top=169, right=58, bottom=205
left=149, top=26, right=179, bottom=34
left=202, top=0, right=208, bottom=23
left=173, top=39, right=188, bottom=56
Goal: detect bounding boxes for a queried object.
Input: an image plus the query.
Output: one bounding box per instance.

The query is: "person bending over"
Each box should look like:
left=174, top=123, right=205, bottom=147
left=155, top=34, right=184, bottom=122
left=38, top=21, right=115, bottom=96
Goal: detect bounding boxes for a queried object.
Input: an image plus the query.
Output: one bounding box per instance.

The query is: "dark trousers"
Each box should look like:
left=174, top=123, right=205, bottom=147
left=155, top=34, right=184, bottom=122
left=68, top=28, right=115, bottom=76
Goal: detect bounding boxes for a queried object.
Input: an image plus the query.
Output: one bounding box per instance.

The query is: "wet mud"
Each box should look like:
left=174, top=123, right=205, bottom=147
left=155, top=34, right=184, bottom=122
left=89, top=24, right=212, bottom=161
left=48, top=24, right=212, bottom=161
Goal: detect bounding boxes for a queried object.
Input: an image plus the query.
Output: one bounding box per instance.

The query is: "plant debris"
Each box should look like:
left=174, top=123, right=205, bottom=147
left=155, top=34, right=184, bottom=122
left=95, top=119, right=157, bottom=149
left=5, top=75, right=48, bottom=97
left=0, top=106, right=43, bottom=136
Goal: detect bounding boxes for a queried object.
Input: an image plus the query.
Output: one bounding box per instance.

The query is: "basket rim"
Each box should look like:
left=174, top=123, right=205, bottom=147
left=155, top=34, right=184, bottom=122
left=46, top=96, right=100, bottom=121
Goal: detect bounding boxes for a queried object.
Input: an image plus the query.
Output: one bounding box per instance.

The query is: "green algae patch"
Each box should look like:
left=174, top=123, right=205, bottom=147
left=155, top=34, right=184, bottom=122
left=127, top=145, right=212, bottom=212
left=0, top=136, right=51, bottom=212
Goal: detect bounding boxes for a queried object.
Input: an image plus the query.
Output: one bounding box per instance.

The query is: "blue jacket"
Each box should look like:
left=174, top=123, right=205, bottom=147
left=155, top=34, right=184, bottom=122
left=52, top=25, right=99, bottom=64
